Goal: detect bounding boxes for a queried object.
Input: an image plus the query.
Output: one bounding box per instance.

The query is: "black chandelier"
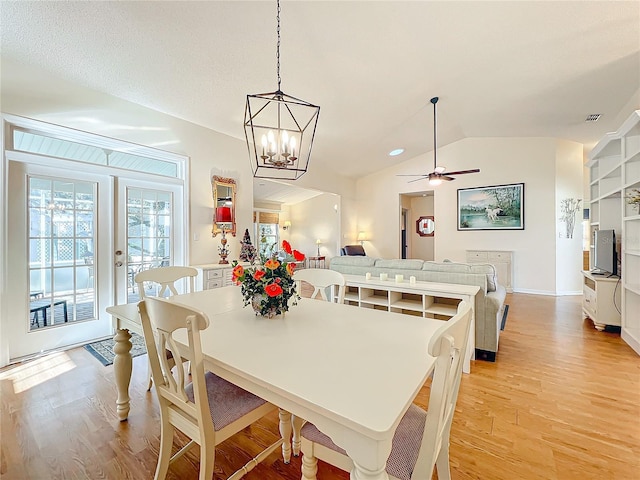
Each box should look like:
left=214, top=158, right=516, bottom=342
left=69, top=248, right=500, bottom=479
left=244, top=0, right=320, bottom=180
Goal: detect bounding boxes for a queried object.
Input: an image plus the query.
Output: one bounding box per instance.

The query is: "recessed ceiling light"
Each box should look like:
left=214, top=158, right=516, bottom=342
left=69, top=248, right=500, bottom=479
left=585, top=114, right=601, bottom=122
left=389, top=148, right=404, bottom=156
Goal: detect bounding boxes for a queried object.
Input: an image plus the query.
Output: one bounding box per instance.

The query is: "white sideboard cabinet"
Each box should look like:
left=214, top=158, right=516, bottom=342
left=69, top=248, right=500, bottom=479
left=582, top=271, right=621, bottom=330
left=192, top=263, right=250, bottom=291
left=466, top=250, right=513, bottom=293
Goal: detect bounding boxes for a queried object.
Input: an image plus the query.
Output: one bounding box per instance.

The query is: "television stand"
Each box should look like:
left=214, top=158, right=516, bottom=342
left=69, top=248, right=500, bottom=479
left=582, top=271, right=621, bottom=331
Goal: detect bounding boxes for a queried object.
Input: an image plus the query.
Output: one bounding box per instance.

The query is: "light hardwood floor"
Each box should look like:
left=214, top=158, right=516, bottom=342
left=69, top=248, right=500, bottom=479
left=1, top=293, right=639, bottom=479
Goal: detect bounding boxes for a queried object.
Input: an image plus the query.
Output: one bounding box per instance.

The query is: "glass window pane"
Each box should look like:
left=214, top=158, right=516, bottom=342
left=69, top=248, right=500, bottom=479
left=30, top=268, right=51, bottom=297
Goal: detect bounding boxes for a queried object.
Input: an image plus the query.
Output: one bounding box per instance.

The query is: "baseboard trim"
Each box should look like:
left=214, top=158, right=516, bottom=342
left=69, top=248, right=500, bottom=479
left=512, top=288, right=581, bottom=296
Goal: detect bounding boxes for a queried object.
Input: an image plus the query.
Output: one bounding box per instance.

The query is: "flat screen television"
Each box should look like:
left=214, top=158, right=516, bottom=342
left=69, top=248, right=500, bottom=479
left=593, top=229, right=618, bottom=276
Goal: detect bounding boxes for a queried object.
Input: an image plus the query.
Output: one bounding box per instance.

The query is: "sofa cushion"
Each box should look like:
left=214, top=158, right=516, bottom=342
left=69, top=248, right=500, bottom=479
left=469, top=264, right=498, bottom=292
left=375, top=259, right=424, bottom=271
left=330, top=255, right=377, bottom=267
left=422, top=261, right=473, bottom=274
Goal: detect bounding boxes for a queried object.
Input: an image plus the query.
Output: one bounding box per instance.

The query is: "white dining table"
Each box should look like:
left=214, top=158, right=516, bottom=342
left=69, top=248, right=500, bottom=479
left=106, top=287, right=447, bottom=480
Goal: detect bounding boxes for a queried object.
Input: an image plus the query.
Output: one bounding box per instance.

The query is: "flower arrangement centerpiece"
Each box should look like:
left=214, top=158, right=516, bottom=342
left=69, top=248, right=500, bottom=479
left=232, top=240, right=306, bottom=318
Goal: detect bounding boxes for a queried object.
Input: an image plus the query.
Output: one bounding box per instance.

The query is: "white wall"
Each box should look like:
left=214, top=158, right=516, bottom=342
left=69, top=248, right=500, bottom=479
left=288, top=193, right=341, bottom=261
left=356, top=137, right=584, bottom=294
left=555, top=140, right=585, bottom=295
left=408, top=195, right=435, bottom=260
left=0, top=63, right=354, bottom=267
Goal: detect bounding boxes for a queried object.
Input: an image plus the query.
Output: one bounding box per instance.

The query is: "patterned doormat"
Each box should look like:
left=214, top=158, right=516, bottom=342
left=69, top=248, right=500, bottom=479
left=84, top=332, right=147, bottom=366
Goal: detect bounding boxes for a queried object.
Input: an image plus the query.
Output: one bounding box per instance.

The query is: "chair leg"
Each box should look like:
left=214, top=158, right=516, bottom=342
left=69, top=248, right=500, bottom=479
left=146, top=358, right=154, bottom=391
left=301, top=452, right=318, bottom=480
left=154, top=418, right=174, bottom=480
left=198, top=439, right=215, bottom=480
left=435, top=442, right=452, bottom=480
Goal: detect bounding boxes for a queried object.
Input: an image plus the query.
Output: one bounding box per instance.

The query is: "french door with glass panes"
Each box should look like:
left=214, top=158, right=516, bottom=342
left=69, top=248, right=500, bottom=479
left=115, top=178, right=185, bottom=305
left=6, top=164, right=184, bottom=360
left=6, top=162, right=114, bottom=359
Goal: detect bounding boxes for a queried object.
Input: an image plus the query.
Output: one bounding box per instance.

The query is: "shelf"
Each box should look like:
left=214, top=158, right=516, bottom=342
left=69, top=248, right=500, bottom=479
left=390, top=298, right=423, bottom=312
left=624, top=283, right=640, bottom=296
left=424, top=303, right=458, bottom=317
left=344, top=291, right=359, bottom=302
left=595, top=189, right=622, bottom=201
left=360, top=295, right=388, bottom=307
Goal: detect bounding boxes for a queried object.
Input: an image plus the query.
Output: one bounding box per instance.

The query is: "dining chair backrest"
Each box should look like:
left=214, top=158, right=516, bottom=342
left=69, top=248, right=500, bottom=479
left=293, top=268, right=346, bottom=304
left=135, top=266, right=198, bottom=299
left=299, top=300, right=472, bottom=480
left=139, top=297, right=207, bottom=418
left=411, top=300, right=472, bottom=479
left=138, top=297, right=281, bottom=480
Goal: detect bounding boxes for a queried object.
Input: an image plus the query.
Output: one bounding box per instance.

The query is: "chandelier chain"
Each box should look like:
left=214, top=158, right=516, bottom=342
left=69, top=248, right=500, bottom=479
left=276, top=0, right=281, bottom=91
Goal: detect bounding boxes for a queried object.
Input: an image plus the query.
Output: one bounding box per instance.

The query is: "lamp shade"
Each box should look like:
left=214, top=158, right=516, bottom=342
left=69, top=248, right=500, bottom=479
left=216, top=206, right=232, bottom=223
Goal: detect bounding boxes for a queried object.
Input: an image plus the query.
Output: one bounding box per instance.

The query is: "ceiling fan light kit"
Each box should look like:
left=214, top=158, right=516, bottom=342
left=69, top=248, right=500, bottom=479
left=398, top=96, right=480, bottom=185
left=244, top=0, right=320, bottom=181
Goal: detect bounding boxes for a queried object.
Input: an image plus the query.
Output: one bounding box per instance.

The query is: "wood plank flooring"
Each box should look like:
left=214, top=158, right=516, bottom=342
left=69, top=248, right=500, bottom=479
left=1, top=293, right=639, bottom=479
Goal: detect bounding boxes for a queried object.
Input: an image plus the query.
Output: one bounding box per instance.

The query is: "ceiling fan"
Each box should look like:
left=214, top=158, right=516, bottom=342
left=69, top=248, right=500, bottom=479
left=398, top=97, right=480, bottom=185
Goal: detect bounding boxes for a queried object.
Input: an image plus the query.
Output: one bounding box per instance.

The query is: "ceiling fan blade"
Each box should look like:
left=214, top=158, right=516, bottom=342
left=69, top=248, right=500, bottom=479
left=440, top=169, right=481, bottom=176
left=441, top=175, right=455, bottom=181
left=396, top=174, right=428, bottom=177
left=407, top=177, right=428, bottom=183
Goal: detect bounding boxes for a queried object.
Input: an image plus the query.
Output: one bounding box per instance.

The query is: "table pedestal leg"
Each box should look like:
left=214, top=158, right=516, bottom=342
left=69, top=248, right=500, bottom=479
left=292, top=415, right=304, bottom=456
left=279, top=409, right=292, bottom=463
left=113, top=328, right=132, bottom=422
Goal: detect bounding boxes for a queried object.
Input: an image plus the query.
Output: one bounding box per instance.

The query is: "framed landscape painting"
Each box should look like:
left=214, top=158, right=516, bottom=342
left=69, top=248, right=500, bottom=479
left=457, top=183, right=524, bottom=230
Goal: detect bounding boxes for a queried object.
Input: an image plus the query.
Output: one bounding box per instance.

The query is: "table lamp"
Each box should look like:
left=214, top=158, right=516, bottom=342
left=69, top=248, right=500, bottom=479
left=316, top=238, right=321, bottom=256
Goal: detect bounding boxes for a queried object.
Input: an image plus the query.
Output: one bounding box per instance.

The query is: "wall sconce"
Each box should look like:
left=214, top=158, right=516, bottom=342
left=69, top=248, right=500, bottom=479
left=282, top=220, right=292, bottom=231
left=357, top=231, right=367, bottom=245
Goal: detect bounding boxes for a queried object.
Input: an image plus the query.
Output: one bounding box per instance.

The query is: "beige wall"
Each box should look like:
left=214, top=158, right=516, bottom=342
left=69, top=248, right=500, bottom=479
left=0, top=63, right=354, bottom=267
left=356, top=137, right=584, bottom=294
left=407, top=195, right=435, bottom=261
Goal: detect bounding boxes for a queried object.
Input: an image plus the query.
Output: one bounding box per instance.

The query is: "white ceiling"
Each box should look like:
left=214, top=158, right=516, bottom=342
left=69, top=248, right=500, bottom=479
left=1, top=1, right=639, bottom=187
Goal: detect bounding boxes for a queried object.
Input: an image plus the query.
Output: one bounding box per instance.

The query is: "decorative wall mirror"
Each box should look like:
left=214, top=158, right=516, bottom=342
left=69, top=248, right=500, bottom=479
left=416, top=216, right=435, bottom=237
left=211, top=175, right=237, bottom=237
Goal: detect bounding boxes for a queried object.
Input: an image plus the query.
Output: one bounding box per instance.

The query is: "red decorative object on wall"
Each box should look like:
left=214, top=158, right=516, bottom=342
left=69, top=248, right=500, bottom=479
left=416, top=216, right=435, bottom=237
left=216, top=206, right=232, bottom=223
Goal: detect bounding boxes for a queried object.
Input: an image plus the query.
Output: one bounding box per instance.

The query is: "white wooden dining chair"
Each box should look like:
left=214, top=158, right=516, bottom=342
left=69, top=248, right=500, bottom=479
left=293, top=268, right=346, bottom=304
left=138, top=297, right=282, bottom=480
left=299, top=301, right=473, bottom=480
left=135, top=266, right=198, bottom=390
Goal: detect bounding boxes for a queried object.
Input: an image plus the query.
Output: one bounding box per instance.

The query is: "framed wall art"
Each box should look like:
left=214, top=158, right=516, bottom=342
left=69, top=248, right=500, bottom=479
left=457, top=183, right=524, bottom=231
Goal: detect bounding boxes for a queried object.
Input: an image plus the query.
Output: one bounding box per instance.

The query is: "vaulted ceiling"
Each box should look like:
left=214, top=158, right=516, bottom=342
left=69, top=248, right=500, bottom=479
left=2, top=1, right=639, bottom=184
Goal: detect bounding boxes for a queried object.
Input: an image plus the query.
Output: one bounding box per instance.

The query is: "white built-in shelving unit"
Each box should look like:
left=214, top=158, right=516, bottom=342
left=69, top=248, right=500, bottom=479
left=587, top=110, right=640, bottom=355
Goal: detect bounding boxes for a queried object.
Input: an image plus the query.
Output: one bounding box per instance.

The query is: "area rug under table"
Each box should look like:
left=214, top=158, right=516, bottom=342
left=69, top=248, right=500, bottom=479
left=84, top=332, right=147, bottom=366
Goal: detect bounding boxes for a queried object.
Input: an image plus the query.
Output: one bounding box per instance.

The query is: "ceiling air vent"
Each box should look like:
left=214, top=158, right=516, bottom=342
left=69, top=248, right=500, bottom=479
left=585, top=114, right=601, bottom=122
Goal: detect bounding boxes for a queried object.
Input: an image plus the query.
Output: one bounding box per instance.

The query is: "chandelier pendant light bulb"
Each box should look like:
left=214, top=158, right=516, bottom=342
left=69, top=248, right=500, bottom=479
left=244, top=0, right=320, bottom=180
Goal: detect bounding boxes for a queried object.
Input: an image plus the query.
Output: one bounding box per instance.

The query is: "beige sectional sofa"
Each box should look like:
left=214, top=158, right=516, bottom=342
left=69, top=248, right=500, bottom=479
left=330, top=256, right=507, bottom=361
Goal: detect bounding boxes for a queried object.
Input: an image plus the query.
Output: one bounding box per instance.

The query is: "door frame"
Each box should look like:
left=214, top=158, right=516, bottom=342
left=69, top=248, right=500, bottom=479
left=1, top=115, right=189, bottom=366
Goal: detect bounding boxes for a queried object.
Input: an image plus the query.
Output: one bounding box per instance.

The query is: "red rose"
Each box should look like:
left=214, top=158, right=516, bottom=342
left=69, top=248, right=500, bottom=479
left=253, top=270, right=266, bottom=281
left=265, top=283, right=283, bottom=297
left=282, top=240, right=292, bottom=255
left=293, top=250, right=305, bottom=261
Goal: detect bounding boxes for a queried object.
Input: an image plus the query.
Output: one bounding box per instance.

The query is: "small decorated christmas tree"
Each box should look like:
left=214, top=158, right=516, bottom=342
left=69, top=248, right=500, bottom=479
left=239, top=228, right=258, bottom=264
